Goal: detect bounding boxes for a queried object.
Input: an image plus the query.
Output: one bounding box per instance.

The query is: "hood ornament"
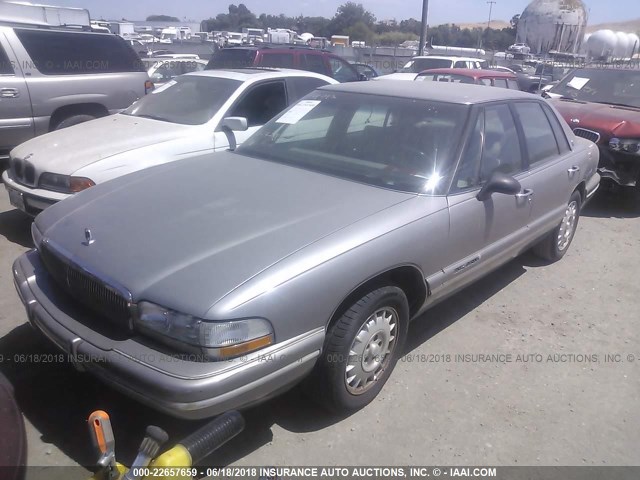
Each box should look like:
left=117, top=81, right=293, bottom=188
left=83, top=228, right=95, bottom=246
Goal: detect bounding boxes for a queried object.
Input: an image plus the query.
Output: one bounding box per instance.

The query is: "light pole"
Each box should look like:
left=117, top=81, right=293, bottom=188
left=418, top=0, right=429, bottom=56
left=487, top=0, right=496, bottom=29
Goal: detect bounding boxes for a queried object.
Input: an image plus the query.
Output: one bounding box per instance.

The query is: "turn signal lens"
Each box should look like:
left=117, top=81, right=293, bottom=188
left=69, top=176, right=96, bottom=193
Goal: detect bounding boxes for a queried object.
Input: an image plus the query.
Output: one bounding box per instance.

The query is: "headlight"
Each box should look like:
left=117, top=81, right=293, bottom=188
left=39, top=173, right=95, bottom=193
left=135, top=301, right=274, bottom=361
left=609, top=138, right=640, bottom=155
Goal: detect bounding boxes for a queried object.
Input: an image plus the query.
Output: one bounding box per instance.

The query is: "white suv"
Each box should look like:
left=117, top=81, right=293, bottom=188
left=3, top=69, right=337, bottom=215
left=377, top=55, right=488, bottom=81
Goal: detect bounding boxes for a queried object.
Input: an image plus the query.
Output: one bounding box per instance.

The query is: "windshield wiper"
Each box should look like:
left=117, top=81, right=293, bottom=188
left=134, top=114, right=173, bottom=123
left=558, top=96, right=586, bottom=103
left=597, top=101, right=640, bottom=110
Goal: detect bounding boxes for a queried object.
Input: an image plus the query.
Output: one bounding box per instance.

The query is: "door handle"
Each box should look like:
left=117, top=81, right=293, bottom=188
left=567, top=165, right=580, bottom=175
left=0, top=88, right=20, bottom=98
left=516, top=188, right=534, bottom=199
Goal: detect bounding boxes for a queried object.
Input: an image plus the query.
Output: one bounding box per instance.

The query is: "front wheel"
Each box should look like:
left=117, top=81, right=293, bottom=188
left=532, top=190, right=582, bottom=262
left=313, top=286, right=409, bottom=412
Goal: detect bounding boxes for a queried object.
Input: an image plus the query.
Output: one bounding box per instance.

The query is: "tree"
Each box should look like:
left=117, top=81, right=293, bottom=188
left=328, top=2, right=376, bottom=36
left=146, top=15, right=180, bottom=22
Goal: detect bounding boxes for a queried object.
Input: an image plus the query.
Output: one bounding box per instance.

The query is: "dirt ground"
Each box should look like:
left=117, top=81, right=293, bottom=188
left=0, top=182, right=639, bottom=473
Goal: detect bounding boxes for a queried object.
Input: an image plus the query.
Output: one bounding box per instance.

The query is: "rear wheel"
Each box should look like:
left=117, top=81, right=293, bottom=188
left=313, top=286, right=409, bottom=412
left=54, top=114, right=96, bottom=130
left=533, top=190, right=582, bottom=262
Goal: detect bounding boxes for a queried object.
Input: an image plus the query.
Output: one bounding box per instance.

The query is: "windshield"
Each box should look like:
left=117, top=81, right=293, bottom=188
left=550, top=68, right=640, bottom=108
left=207, top=49, right=256, bottom=69
left=237, top=90, right=468, bottom=194
left=123, top=76, right=241, bottom=125
left=401, top=58, right=453, bottom=73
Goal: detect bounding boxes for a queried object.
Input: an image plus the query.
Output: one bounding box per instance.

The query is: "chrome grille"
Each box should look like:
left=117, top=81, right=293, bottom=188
left=39, top=242, right=131, bottom=327
left=573, top=128, right=601, bottom=144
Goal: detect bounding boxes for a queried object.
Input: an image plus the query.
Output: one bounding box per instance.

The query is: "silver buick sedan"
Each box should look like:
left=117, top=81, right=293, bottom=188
left=13, top=81, right=600, bottom=419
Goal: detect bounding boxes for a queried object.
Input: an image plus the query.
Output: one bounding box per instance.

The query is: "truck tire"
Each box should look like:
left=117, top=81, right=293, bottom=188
left=54, top=114, right=96, bottom=131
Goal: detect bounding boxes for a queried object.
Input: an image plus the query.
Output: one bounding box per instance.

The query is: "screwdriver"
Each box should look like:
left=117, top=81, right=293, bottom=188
left=88, top=410, right=119, bottom=480
left=123, top=425, right=169, bottom=480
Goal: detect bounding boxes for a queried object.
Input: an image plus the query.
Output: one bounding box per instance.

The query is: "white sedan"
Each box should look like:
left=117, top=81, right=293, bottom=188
left=3, top=69, right=337, bottom=215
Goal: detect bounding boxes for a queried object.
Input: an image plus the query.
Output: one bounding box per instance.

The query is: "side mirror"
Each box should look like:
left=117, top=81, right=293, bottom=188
left=477, top=171, right=521, bottom=201
left=219, top=116, right=248, bottom=151
left=358, top=73, right=369, bottom=81
left=220, top=116, right=248, bottom=132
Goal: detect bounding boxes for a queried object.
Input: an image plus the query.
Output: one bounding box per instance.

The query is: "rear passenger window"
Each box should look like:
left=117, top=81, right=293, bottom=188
left=287, top=77, right=330, bottom=103
left=15, top=29, right=144, bottom=74
left=0, top=43, right=14, bottom=74
left=494, top=79, right=508, bottom=88
left=229, top=81, right=287, bottom=127
left=260, top=53, right=294, bottom=68
left=301, top=54, right=327, bottom=74
left=542, top=104, right=571, bottom=154
left=513, top=102, right=560, bottom=167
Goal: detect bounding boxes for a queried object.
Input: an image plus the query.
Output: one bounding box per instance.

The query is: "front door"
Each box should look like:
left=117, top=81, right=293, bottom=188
left=436, top=104, right=532, bottom=299
left=213, top=80, right=287, bottom=151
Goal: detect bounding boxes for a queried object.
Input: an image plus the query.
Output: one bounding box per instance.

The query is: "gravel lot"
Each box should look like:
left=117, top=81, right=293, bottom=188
left=0, top=179, right=639, bottom=472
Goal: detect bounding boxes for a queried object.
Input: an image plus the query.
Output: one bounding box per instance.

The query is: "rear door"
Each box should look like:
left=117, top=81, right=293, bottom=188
left=285, top=76, right=332, bottom=103
left=0, top=32, right=34, bottom=154
left=512, top=101, right=580, bottom=239
left=214, top=80, right=288, bottom=151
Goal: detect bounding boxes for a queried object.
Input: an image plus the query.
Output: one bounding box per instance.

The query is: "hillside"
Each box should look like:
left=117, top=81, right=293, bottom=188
left=432, top=18, right=640, bottom=34
left=586, top=18, right=640, bottom=33
left=434, top=20, right=511, bottom=30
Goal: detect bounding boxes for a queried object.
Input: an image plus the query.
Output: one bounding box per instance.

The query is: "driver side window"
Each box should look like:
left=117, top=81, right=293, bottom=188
left=228, top=82, right=287, bottom=127
left=452, top=105, right=524, bottom=192
left=329, top=57, right=358, bottom=82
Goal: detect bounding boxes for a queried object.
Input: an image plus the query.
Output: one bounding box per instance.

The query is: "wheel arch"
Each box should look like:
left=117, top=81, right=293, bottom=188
left=49, top=103, right=109, bottom=131
left=326, top=265, right=428, bottom=331
left=574, top=181, right=586, bottom=204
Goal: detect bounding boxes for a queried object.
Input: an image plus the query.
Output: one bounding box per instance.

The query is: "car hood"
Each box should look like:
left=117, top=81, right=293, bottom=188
left=11, top=114, right=193, bottom=175
left=35, top=152, right=414, bottom=318
left=552, top=99, right=640, bottom=140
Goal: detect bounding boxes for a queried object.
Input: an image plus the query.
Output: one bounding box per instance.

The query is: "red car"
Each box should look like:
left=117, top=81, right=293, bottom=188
left=415, top=68, right=520, bottom=90
left=548, top=67, right=640, bottom=197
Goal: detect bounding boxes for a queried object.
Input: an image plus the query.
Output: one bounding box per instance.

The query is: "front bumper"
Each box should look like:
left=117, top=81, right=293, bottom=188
left=13, top=250, right=323, bottom=419
left=597, top=148, right=640, bottom=187
left=2, top=170, right=68, bottom=216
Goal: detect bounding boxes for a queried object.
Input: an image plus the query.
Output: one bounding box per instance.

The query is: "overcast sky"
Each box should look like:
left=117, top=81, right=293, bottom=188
left=49, top=0, right=631, bottom=25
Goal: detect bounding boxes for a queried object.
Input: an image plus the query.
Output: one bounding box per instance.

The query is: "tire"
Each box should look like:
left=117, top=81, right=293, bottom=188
left=533, top=190, right=582, bottom=262
left=312, top=286, right=409, bottom=412
left=54, top=114, right=96, bottom=131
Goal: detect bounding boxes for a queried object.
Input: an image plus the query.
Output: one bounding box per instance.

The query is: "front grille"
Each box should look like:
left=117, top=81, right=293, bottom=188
left=573, top=128, right=601, bottom=144
left=39, top=242, right=131, bottom=327
left=10, top=157, right=36, bottom=186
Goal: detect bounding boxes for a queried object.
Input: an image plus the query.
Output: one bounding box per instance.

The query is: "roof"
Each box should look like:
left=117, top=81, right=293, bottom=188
left=410, top=55, right=486, bottom=62
left=320, top=80, right=535, bottom=104
left=418, top=68, right=517, bottom=79
left=186, top=68, right=336, bottom=83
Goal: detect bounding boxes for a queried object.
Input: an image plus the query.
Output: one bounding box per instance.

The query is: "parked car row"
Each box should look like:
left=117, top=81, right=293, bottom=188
left=2, top=26, right=637, bottom=422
